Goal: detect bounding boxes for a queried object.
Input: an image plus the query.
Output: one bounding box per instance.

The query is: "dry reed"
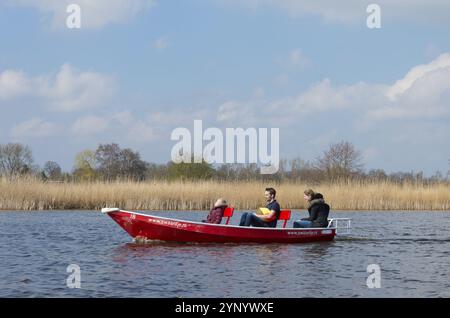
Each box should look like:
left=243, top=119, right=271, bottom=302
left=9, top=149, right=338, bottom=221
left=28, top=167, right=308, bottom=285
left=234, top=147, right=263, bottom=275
left=1, top=177, right=449, bottom=211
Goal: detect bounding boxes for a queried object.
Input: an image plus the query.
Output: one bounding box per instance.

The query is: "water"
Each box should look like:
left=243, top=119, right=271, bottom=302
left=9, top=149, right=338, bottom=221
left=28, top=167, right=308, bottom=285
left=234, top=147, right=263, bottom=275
left=1, top=210, right=450, bottom=298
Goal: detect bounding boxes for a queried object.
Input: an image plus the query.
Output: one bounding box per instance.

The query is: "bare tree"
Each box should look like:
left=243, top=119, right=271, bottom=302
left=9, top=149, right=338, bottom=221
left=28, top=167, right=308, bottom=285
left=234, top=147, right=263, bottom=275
left=95, top=143, right=148, bottom=181
left=119, top=148, right=147, bottom=181
left=0, top=143, right=34, bottom=178
left=315, top=141, right=364, bottom=180
left=43, top=161, right=62, bottom=180
left=95, top=143, right=122, bottom=180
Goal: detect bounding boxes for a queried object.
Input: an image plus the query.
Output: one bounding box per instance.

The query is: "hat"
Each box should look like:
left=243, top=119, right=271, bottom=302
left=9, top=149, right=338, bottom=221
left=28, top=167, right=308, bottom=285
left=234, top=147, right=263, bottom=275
left=214, top=198, right=228, bottom=207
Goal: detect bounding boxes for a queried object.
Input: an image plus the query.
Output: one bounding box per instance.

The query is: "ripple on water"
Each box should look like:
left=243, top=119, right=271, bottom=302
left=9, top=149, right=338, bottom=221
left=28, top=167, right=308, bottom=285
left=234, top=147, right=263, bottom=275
left=0, top=211, right=449, bottom=297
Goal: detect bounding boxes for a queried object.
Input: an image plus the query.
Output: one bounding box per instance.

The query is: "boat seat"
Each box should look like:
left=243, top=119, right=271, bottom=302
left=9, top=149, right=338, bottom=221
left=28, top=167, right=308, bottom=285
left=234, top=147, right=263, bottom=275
left=223, top=207, right=234, bottom=225
left=279, top=209, right=291, bottom=228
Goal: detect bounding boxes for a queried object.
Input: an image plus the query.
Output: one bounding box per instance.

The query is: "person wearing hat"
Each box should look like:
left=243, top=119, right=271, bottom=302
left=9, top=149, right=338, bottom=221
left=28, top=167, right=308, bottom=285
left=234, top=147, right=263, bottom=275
left=293, top=189, right=330, bottom=228
left=202, top=198, right=228, bottom=224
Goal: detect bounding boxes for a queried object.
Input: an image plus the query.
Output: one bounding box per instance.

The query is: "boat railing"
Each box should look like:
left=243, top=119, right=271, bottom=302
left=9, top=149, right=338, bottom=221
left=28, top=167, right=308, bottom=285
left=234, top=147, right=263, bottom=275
left=328, top=218, right=351, bottom=235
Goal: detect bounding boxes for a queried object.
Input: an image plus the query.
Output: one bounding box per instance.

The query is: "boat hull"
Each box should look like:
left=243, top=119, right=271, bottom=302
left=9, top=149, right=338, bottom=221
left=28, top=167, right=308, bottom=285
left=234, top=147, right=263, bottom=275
left=105, top=210, right=336, bottom=244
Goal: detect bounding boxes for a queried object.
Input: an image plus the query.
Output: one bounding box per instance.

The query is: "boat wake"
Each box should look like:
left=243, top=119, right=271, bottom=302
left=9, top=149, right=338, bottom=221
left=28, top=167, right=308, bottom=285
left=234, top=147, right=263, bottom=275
left=337, top=237, right=450, bottom=243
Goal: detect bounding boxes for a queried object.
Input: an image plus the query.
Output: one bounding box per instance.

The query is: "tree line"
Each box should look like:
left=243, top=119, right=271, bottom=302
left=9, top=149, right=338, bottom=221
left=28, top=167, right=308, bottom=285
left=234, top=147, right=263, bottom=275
left=0, top=141, right=448, bottom=184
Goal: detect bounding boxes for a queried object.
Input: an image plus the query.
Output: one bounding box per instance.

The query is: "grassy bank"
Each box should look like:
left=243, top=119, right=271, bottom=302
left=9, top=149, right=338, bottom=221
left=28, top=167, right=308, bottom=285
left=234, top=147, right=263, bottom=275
left=1, top=178, right=450, bottom=211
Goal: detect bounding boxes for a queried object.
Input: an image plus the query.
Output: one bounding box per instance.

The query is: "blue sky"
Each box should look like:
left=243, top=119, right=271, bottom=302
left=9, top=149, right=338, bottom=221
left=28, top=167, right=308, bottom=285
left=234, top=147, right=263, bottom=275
left=1, top=0, right=450, bottom=175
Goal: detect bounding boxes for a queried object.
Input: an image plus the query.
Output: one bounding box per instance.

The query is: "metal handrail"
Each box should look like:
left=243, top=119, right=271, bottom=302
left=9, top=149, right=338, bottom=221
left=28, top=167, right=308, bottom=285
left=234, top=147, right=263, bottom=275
left=328, top=218, right=352, bottom=235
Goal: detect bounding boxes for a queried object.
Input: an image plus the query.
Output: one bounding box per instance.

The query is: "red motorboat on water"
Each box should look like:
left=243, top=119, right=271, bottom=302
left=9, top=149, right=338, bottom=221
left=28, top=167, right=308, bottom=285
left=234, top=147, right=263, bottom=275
left=102, top=207, right=351, bottom=244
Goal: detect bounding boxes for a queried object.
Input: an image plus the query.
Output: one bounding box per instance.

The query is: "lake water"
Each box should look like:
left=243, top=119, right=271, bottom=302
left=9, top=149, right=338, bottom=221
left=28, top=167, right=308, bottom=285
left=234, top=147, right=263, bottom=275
left=1, top=210, right=449, bottom=298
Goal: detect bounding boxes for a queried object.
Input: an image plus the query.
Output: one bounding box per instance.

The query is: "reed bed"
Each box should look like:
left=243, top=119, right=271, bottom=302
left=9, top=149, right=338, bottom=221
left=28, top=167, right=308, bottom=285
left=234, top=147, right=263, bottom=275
left=0, top=178, right=449, bottom=211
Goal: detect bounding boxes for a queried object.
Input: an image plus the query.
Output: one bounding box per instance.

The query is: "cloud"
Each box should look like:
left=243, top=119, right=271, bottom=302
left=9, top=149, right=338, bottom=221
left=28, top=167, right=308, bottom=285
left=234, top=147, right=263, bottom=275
left=7, top=0, right=156, bottom=29
left=71, top=115, right=109, bottom=135
left=368, top=53, right=450, bottom=120
left=278, top=79, right=382, bottom=115
left=39, top=64, right=117, bottom=111
left=0, top=64, right=116, bottom=112
left=208, top=54, right=450, bottom=173
left=215, top=53, right=450, bottom=125
left=0, top=70, right=30, bottom=99
left=217, top=101, right=242, bottom=122
left=11, top=118, right=62, bottom=139
left=216, top=0, right=450, bottom=25
left=70, top=111, right=157, bottom=142
left=387, top=53, right=450, bottom=100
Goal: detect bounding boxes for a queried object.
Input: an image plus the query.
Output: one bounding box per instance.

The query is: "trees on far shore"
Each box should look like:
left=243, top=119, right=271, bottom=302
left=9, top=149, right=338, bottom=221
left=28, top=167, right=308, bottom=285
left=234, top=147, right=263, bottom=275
left=42, top=161, right=62, bottom=181
left=73, top=144, right=147, bottom=181
left=0, top=143, right=34, bottom=179
left=0, top=141, right=448, bottom=184
left=315, top=141, right=364, bottom=180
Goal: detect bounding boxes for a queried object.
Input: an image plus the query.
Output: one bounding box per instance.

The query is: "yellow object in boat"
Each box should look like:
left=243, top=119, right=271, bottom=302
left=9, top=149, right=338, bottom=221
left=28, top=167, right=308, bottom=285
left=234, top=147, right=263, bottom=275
left=257, top=207, right=271, bottom=215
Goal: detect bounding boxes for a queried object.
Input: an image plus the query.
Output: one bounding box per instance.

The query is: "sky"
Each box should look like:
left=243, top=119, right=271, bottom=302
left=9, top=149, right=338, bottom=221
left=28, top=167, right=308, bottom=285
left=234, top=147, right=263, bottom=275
left=0, top=0, right=450, bottom=175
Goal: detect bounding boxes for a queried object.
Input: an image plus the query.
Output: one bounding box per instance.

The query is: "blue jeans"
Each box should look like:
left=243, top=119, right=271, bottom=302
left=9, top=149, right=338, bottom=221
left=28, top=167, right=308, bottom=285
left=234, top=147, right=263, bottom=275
left=239, top=212, right=276, bottom=227
left=293, top=220, right=313, bottom=228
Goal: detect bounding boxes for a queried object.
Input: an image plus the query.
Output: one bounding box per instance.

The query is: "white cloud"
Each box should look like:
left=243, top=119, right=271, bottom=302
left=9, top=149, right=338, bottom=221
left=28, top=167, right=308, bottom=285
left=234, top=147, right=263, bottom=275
left=71, top=115, right=109, bottom=135
left=217, top=0, right=450, bottom=25
left=281, top=79, right=380, bottom=114
left=40, top=64, right=116, bottom=111
left=217, top=101, right=247, bottom=122
left=0, top=64, right=116, bottom=112
left=0, top=70, right=30, bottom=99
left=215, top=53, right=450, bottom=125
left=7, top=0, right=156, bottom=29
left=367, top=54, right=450, bottom=120
left=70, top=111, right=157, bottom=142
left=387, top=53, right=450, bottom=100
left=11, top=118, right=62, bottom=139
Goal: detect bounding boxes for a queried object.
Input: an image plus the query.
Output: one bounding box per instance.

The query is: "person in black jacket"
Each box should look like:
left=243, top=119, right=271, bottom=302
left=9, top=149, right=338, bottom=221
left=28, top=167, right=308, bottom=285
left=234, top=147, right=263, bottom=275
left=293, top=189, right=330, bottom=228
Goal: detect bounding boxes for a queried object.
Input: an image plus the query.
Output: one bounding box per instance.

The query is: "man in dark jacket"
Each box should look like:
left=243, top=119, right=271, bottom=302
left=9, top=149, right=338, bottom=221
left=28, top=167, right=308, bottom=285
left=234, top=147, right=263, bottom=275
left=293, top=190, right=330, bottom=228
left=239, top=187, right=281, bottom=228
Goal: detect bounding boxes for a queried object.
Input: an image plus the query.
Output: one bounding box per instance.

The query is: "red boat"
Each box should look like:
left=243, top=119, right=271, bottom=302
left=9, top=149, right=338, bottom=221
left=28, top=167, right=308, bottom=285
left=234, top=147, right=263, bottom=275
left=102, top=207, right=350, bottom=244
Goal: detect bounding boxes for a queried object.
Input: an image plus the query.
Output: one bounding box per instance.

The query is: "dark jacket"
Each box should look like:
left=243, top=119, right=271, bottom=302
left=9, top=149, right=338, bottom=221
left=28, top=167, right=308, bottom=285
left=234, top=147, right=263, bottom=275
left=302, top=195, right=330, bottom=227
left=204, top=205, right=227, bottom=224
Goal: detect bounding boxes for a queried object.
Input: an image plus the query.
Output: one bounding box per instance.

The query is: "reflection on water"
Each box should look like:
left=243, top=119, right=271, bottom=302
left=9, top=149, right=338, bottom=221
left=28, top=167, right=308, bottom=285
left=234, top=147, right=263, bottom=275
left=0, top=210, right=450, bottom=297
